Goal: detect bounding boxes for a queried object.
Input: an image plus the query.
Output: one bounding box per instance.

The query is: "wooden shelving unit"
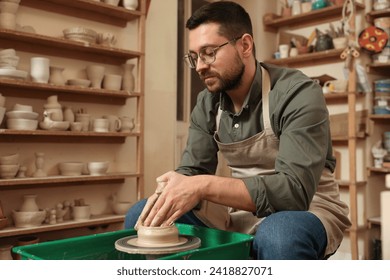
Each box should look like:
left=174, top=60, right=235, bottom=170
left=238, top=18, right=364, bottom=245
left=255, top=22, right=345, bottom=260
left=263, top=1, right=366, bottom=260
left=0, top=0, right=148, bottom=240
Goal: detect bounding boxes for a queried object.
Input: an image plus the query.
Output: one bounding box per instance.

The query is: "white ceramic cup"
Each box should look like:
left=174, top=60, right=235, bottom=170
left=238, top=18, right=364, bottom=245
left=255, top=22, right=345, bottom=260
left=323, top=79, right=348, bottom=93
left=279, top=44, right=289, bottom=59
left=93, top=118, right=109, bottom=132
left=30, top=57, right=50, bottom=83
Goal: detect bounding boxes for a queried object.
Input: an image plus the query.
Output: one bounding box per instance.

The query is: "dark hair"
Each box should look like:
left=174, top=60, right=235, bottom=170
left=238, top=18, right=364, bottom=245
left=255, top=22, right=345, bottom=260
left=186, top=1, right=253, bottom=40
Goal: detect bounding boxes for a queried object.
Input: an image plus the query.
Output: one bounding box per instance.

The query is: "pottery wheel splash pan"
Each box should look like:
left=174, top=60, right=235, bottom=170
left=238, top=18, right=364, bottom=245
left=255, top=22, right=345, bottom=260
left=115, top=235, right=201, bottom=255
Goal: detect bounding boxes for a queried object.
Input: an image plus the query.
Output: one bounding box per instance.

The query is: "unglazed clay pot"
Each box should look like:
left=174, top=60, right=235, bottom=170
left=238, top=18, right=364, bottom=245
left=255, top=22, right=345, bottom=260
left=136, top=224, right=181, bottom=247
left=122, top=0, right=138, bottom=10
left=86, top=64, right=105, bottom=89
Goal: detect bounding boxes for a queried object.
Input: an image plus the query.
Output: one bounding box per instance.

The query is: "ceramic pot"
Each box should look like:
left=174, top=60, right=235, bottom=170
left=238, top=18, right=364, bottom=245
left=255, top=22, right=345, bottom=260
left=315, top=34, right=334, bottom=52
left=86, top=64, right=105, bottom=89
left=136, top=224, right=180, bottom=247
left=30, top=57, right=50, bottom=83
left=19, top=194, right=39, bottom=212
left=122, top=0, right=138, bottom=10
left=0, top=12, right=16, bottom=30
left=75, top=113, right=91, bottom=132
left=121, top=63, right=135, bottom=92
left=33, top=152, right=47, bottom=177
left=49, top=66, right=66, bottom=86
left=103, top=74, right=122, bottom=91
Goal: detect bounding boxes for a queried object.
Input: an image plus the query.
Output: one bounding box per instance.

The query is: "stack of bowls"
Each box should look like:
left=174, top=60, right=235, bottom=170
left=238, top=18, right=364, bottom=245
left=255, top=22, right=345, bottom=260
left=6, top=103, right=39, bottom=130
left=63, top=27, right=98, bottom=44
left=0, top=153, right=20, bottom=179
left=0, top=48, right=19, bottom=69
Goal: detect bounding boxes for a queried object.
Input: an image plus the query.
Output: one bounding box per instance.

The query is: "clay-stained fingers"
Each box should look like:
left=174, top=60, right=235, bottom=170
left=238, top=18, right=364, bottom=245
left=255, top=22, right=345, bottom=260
left=134, top=193, right=158, bottom=230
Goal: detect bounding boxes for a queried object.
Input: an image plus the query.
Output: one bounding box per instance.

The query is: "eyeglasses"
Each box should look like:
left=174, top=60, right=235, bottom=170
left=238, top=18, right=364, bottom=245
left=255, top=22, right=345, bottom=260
left=184, top=36, right=242, bottom=69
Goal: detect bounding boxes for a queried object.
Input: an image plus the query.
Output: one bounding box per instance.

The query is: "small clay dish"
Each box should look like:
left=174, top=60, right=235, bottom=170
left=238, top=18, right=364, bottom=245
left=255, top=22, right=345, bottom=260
left=129, top=224, right=187, bottom=248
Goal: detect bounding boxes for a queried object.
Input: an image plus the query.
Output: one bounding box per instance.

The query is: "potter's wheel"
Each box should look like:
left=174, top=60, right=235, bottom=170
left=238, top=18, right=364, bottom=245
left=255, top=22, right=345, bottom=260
left=115, top=234, right=201, bottom=255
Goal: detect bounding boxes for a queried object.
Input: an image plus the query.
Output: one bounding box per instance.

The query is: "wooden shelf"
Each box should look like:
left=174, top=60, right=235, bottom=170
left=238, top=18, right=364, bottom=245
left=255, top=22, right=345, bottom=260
left=368, top=216, right=381, bottom=227
left=263, top=3, right=365, bottom=31
left=0, top=172, right=140, bottom=188
left=0, top=78, right=141, bottom=105
left=264, top=48, right=344, bottom=67
left=369, top=114, right=390, bottom=123
left=0, top=214, right=125, bottom=238
left=337, top=180, right=367, bottom=188
left=368, top=167, right=390, bottom=174
left=0, top=129, right=140, bottom=143
left=0, top=29, right=142, bottom=65
left=325, top=92, right=365, bottom=103
left=366, top=8, right=390, bottom=23
left=367, top=62, right=390, bottom=73
left=21, top=0, right=143, bottom=27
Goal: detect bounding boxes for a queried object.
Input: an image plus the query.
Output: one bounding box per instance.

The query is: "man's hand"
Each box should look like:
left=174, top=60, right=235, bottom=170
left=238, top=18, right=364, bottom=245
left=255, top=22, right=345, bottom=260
left=141, top=171, right=202, bottom=227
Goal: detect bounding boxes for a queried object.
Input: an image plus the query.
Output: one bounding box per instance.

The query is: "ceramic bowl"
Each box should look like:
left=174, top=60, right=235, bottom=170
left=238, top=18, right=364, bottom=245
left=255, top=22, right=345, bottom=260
left=12, top=210, right=46, bottom=228
left=13, top=103, right=33, bottom=112
left=112, top=201, right=132, bottom=215
left=332, top=37, right=348, bottom=49
left=58, top=162, right=84, bottom=176
left=0, top=55, right=19, bottom=69
left=103, top=0, right=120, bottom=6
left=0, top=164, right=19, bottom=179
left=0, top=48, right=16, bottom=56
left=0, top=216, right=8, bottom=230
left=63, top=27, right=98, bottom=44
left=72, top=205, right=91, bottom=221
left=6, top=110, right=39, bottom=120
left=39, top=120, right=70, bottom=131
left=67, top=78, right=91, bottom=88
left=6, top=118, right=38, bottom=130
left=87, top=161, right=109, bottom=175
left=0, top=153, right=19, bottom=165
left=70, top=122, right=83, bottom=132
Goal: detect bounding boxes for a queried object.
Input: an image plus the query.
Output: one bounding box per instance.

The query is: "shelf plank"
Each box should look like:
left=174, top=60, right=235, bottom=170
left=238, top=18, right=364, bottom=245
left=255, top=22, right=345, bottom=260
left=337, top=180, right=367, bottom=188
left=369, top=114, right=390, bottom=122
left=263, top=3, right=365, bottom=31
left=0, top=214, right=125, bottom=238
left=324, top=92, right=365, bottom=103
left=0, top=29, right=142, bottom=65
left=0, top=78, right=140, bottom=105
left=366, top=9, right=390, bottom=23
left=368, top=216, right=381, bottom=227
left=367, top=62, right=390, bottom=73
left=264, top=48, right=344, bottom=67
left=368, top=167, right=390, bottom=174
left=0, top=172, right=140, bottom=188
left=21, top=0, right=142, bottom=27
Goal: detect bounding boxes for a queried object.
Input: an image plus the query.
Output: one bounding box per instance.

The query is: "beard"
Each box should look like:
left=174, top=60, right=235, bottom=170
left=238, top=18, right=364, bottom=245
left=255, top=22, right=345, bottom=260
left=199, top=54, right=245, bottom=94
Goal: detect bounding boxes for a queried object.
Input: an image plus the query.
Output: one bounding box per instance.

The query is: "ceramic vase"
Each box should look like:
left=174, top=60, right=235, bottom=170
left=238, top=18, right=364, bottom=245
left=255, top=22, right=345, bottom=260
left=33, top=152, right=47, bottom=177
left=30, top=57, right=50, bottom=83
left=44, top=95, right=63, bottom=121
left=20, top=194, right=39, bottom=212
left=49, top=66, right=66, bottom=86
left=121, top=63, right=135, bottom=92
left=122, top=0, right=138, bottom=10
left=86, top=64, right=105, bottom=89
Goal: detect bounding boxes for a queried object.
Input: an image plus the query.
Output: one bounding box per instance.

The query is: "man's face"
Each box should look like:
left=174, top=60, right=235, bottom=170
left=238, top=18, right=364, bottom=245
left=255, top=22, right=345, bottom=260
left=188, top=23, right=245, bottom=94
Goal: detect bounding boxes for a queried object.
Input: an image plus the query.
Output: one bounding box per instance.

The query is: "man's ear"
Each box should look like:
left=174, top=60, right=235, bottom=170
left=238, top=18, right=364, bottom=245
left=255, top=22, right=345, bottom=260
left=241, top=34, right=254, bottom=58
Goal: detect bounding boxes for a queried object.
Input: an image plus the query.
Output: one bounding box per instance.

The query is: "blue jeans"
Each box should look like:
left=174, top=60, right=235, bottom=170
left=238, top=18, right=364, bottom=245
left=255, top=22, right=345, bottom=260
left=124, top=199, right=327, bottom=260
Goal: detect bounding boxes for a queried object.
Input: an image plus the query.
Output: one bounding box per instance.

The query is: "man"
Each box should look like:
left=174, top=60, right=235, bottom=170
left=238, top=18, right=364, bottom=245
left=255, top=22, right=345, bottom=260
left=125, top=1, right=351, bottom=259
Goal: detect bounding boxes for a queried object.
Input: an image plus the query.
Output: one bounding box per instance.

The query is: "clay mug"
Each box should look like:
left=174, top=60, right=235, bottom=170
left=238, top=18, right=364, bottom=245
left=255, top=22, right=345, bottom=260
left=120, top=116, right=135, bottom=132
left=86, top=64, right=105, bottom=89
left=75, top=113, right=91, bottom=132
left=92, top=118, right=109, bottom=132
left=30, top=57, right=50, bottom=83
left=103, top=115, right=121, bottom=132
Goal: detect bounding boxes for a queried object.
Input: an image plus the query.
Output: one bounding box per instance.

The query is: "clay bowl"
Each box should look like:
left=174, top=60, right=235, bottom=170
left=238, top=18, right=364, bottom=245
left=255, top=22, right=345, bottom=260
left=0, top=216, right=8, bottom=230
left=135, top=224, right=183, bottom=247
left=0, top=55, right=19, bottom=69
left=0, top=164, right=19, bottom=179
left=112, top=201, right=132, bottom=215
left=12, top=210, right=46, bottom=228
left=58, top=162, right=84, bottom=176
left=67, top=78, right=91, bottom=88
left=87, top=161, right=109, bottom=175
left=13, top=103, right=33, bottom=112
left=6, top=110, right=39, bottom=120
left=0, top=153, right=19, bottom=165
left=6, top=118, right=38, bottom=130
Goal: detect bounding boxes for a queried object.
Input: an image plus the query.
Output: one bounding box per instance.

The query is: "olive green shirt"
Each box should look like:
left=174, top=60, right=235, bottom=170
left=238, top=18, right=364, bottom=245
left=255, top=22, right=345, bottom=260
left=176, top=62, right=335, bottom=218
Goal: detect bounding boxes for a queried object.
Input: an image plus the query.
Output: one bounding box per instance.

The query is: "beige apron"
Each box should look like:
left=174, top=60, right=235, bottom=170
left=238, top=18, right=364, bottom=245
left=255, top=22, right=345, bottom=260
left=193, top=66, right=351, bottom=256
